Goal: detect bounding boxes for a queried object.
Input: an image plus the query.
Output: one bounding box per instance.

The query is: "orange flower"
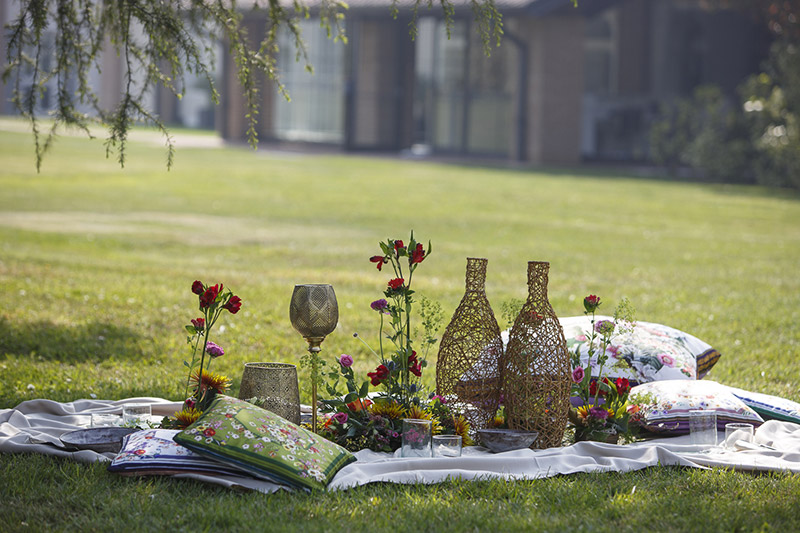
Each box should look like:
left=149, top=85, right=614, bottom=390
left=347, top=398, right=373, bottom=412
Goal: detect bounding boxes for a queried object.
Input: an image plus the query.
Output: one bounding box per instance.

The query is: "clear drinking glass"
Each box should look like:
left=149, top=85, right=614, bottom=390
left=433, top=435, right=462, bottom=457
left=401, top=418, right=432, bottom=458
left=689, top=410, right=717, bottom=447
left=724, top=422, right=754, bottom=450
left=122, top=403, right=152, bottom=426
left=91, top=413, right=122, bottom=428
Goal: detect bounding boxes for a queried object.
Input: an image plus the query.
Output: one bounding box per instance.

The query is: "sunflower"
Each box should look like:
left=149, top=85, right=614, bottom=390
left=452, top=415, right=473, bottom=446
left=191, top=369, right=231, bottom=393
left=173, top=407, right=202, bottom=428
left=406, top=405, right=443, bottom=435
left=369, top=401, right=406, bottom=420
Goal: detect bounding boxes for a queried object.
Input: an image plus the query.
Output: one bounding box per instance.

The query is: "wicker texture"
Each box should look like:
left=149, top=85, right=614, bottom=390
left=436, top=258, right=503, bottom=432
left=238, top=363, right=301, bottom=424
left=502, top=261, right=571, bottom=449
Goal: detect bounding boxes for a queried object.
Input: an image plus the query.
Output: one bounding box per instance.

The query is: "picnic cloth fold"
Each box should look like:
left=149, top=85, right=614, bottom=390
left=3, top=398, right=800, bottom=493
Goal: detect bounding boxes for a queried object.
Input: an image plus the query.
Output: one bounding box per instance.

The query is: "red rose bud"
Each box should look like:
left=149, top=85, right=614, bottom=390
left=191, top=280, right=204, bottom=295
left=387, top=278, right=404, bottom=290
left=369, top=255, right=387, bottom=271
left=191, top=318, right=205, bottom=331
left=394, top=240, right=404, bottom=252
left=583, top=294, right=601, bottom=313
left=224, top=295, right=242, bottom=314
left=410, top=242, right=425, bottom=264
left=367, top=364, right=390, bottom=386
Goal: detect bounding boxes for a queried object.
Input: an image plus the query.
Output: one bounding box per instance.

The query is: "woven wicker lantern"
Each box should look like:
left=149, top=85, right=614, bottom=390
left=502, top=261, right=571, bottom=448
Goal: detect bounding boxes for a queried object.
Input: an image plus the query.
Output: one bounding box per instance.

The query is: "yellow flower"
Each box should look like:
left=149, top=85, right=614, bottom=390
left=452, top=415, right=474, bottom=446
left=191, top=369, right=231, bottom=394
left=369, top=401, right=405, bottom=420
left=173, top=407, right=202, bottom=428
left=405, top=405, right=443, bottom=435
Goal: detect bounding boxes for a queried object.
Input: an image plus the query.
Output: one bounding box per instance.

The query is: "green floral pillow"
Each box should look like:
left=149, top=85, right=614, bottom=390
left=174, top=395, right=355, bottom=491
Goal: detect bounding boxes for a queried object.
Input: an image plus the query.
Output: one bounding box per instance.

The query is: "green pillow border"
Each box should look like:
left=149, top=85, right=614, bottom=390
left=174, top=395, right=356, bottom=491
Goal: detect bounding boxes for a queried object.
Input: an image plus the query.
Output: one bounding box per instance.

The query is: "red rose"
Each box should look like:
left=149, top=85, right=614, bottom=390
left=224, top=295, right=242, bottom=314
left=387, top=278, right=404, bottom=290
left=199, top=283, right=221, bottom=308
left=367, top=364, right=390, bottom=386
left=191, top=280, right=204, bottom=295
left=370, top=255, right=387, bottom=271
left=583, top=294, right=601, bottom=313
left=615, top=377, right=630, bottom=395
left=191, top=318, right=205, bottom=331
left=408, top=350, right=422, bottom=377
left=410, top=243, right=425, bottom=264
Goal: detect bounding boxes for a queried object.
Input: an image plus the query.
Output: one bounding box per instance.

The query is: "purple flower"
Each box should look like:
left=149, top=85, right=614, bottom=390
left=572, top=366, right=585, bottom=384
left=339, top=354, right=353, bottom=368
left=332, top=412, right=348, bottom=424
left=594, top=320, right=615, bottom=336
left=588, top=406, right=610, bottom=420
left=370, top=299, right=389, bottom=311
left=206, top=341, right=225, bottom=358
left=431, top=394, right=447, bottom=404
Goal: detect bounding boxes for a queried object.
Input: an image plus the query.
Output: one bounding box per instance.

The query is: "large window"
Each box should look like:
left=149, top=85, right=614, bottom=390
left=274, top=20, right=346, bottom=143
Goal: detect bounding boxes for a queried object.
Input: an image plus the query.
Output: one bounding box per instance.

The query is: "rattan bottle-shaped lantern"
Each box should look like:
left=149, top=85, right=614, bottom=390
left=502, top=261, right=571, bottom=448
left=436, top=258, right=503, bottom=432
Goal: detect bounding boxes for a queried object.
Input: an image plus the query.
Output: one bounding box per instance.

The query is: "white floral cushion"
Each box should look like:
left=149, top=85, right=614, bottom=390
left=630, top=380, right=763, bottom=434
left=108, top=428, right=245, bottom=477
left=561, top=316, right=718, bottom=384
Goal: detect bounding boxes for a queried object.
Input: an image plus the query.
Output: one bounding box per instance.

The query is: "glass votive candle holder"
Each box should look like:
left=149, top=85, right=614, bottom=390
left=401, top=418, right=432, bottom=458
left=724, top=422, right=754, bottom=450
left=122, top=403, right=152, bottom=426
left=433, top=435, right=462, bottom=457
left=689, top=409, right=717, bottom=447
left=91, top=413, right=122, bottom=428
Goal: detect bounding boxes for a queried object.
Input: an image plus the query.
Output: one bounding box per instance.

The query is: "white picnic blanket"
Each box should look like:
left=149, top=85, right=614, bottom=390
left=2, top=398, right=800, bottom=493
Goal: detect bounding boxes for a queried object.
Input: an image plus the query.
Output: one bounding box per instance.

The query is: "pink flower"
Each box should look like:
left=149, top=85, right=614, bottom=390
left=594, top=320, right=615, bottom=336
left=339, top=354, right=353, bottom=368
left=588, top=406, right=609, bottom=420
left=206, top=341, right=224, bottom=358
left=332, top=412, right=348, bottom=424
left=658, top=354, right=675, bottom=367
left=572, top=366, right=585, bottom=384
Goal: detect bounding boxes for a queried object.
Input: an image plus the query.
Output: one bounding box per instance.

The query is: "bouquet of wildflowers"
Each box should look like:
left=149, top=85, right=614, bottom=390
left=568, top=294, right=637, bottom=442
left=163, top=280, right=242, bottom=429
left=318, top=232, right=472, bottom=451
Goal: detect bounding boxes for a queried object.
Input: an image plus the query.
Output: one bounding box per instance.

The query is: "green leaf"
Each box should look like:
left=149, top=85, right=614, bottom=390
left=359, top=380, right=369, bottom=398
left=343, top=392, right=358, bottom=404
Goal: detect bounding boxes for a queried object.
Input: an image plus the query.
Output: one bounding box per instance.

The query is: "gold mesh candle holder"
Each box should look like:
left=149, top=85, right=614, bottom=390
left=436, top=258, right=503, bottom=433
left=239, top=362, right=301, bottom=425
left=289, top=284, right=339, bottom=433
left=501, top=261, right=571, bottom=449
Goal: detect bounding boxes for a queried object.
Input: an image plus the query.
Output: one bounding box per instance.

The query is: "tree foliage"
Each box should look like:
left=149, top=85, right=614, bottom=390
left=3, top=0, right=503, bottom=171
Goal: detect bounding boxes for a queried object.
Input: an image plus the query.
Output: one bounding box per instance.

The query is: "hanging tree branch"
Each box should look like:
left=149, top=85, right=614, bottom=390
left=3, top=0, right=506, bottom=171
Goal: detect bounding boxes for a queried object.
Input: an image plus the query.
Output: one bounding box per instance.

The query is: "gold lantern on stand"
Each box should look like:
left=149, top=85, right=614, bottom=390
left=289, top=284, right=339, bottom=433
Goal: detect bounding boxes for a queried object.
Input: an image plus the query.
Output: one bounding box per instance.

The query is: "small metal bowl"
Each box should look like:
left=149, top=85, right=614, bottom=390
left=60, top=427, right=138, bottom=454
left=477, top=428, right=539, bottom=453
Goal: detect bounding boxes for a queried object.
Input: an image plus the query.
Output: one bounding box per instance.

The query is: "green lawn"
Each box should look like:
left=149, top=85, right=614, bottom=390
left=1, top=121, right=800, bottom=531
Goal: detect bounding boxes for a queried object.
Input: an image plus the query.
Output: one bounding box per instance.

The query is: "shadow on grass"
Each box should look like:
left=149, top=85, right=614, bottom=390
left=0, top=316, right=144, bottom=362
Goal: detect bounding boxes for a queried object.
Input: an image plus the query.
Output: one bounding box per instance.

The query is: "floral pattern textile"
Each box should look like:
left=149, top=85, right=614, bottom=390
left=174, top=395, right=356, bottom=491
left=560, top=316, right=712, bottom=384
left=630, top=380, right=763, bottom=434
left=108, top=428, right=245, bottom=476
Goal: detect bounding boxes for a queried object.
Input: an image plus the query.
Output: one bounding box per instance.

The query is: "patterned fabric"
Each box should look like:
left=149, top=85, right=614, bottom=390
left=561, top=316, right=721, bottom=384
left=726, top=386, right=800, bottom=424
left=174, top=395, right=356, bottom=491
left=630, top=380, right=763, bottom=434
left=108, top=428, right=246, bottom=476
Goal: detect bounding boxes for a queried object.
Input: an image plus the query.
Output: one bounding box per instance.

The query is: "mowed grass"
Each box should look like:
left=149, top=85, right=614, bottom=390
left=1, top=121, right=800, bottom=531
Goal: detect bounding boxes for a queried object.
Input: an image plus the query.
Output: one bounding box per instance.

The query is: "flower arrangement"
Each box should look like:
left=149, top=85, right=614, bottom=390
left=318, top=232, right=472, bottom=451
left=568, top=294, right=637, bottom=443
left=162, top=280, right=242, bottom=429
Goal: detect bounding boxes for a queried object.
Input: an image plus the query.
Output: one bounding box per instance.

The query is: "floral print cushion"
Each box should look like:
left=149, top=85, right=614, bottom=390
left=174, top=395, right=356, bottom=491
left=630, top=380, right=763, bottom=434
left=108, top=428, right=246, bottom=477
left=561, top=316, right=718, bottom=384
